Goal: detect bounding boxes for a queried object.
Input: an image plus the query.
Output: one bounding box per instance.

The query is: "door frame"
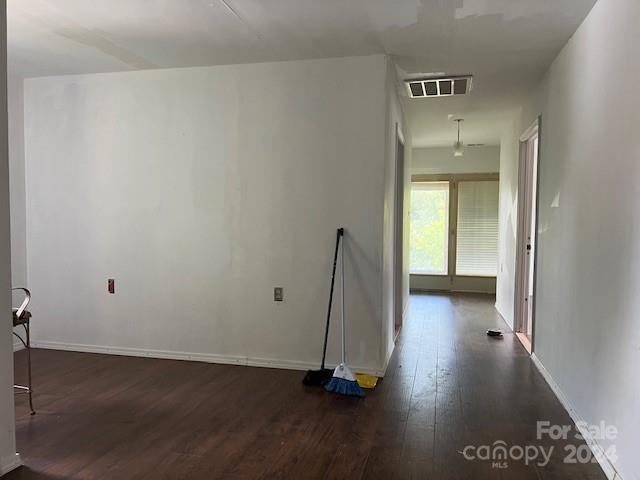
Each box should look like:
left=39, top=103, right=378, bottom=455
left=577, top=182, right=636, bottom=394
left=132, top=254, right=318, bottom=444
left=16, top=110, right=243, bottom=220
left=394, top=123, right=406, bottom=335
left=514, top=117, right=541, bottom=353
left=409, top=173, right=499, bottom=294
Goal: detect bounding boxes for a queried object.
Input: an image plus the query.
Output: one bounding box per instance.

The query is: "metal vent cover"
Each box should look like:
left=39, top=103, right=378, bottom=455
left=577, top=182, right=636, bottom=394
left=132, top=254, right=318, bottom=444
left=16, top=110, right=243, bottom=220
left=405, top=75, right=473, bottom=98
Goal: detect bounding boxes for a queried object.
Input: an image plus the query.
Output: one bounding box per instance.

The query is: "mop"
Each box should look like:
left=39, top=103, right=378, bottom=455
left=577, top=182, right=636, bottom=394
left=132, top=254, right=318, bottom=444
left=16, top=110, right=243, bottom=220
left=325, top=231, right=365, bottom=398
left=303, top=228, right=344, bottom=386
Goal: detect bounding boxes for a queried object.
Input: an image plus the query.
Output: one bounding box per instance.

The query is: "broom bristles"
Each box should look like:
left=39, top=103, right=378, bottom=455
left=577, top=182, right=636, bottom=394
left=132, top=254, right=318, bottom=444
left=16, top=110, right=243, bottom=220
left=324, top=364, right=365, bottom=398
left=302, top=368, right=334, bottom=386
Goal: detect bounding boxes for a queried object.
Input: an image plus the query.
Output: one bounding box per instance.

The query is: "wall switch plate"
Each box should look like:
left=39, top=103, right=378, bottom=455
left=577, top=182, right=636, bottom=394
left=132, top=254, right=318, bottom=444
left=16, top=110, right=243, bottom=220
left=108, top=279, right=115, bottom=294
left=274, top=287, right=283, bottom=302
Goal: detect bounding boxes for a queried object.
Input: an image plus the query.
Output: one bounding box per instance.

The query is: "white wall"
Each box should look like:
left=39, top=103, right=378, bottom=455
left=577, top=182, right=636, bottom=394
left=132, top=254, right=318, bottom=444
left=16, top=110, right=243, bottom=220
left=9, top=75, right=26, bottom=353
left=381, top=57, right=410, bottom=370
left=517, top=0, right=640, bottom=477
left=495, top=119, right=521, bottom=328
left=0, top=0, right=21, bottom=474
left=24, top=55, right=390, bottom=374
left=411, top=145, right=500, bottom=175
left=8, top=75, right=25, bottom=288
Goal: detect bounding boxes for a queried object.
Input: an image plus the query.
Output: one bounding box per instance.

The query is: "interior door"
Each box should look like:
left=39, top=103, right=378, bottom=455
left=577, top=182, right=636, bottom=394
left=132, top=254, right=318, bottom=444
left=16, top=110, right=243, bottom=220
left=394, top=129, right=405, bottom=334
left=522, top=135, right=538, bottom=338
left=515, top=122, right=540, bottom=352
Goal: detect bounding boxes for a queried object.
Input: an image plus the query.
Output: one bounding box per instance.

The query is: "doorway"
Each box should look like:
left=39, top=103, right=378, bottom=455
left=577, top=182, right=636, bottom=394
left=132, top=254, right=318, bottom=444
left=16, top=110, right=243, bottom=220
left=394, top=124, right=405, bottom=336
left=514, top=119, right=540, bottom=353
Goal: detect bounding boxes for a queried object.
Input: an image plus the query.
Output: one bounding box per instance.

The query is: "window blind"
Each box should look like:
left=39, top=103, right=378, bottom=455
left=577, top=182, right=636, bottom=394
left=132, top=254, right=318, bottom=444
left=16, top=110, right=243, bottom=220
left=456, top=181, right=499, bottom=276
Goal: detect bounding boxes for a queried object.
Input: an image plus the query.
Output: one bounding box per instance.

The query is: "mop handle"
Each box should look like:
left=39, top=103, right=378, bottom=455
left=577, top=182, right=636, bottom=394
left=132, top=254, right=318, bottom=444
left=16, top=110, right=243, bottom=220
left=320, top=228, right=343, bottom=369
left=340, top=229, right=346, bottom=365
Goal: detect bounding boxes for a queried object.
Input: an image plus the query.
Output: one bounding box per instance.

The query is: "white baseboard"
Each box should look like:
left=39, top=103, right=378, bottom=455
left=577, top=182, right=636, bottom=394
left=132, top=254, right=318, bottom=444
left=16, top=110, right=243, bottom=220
left=0, top=453, right=22, bottom=476
left=411, top=287, right=496, bottom=295
left=494, top=302, right=514, bottom=331
left=531, top=353, right=621, bottom=480
left=381, top=340, right=395, bottom=377
left=495, top=308, right=514, bottom=333
left=30, top=340, right=386, bottom=377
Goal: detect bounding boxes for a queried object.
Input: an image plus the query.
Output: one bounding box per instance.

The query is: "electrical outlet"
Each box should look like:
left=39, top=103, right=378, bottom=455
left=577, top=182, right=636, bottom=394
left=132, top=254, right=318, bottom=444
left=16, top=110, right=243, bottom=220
left=274, top=287, right=283, bottom=302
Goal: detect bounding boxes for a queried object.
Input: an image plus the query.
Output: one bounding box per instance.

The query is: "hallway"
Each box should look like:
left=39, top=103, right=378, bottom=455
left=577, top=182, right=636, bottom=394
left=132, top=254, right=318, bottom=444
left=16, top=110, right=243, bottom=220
left=9, top=294, right=606, bottom=479
left=377, top=293, right=606, bottom=479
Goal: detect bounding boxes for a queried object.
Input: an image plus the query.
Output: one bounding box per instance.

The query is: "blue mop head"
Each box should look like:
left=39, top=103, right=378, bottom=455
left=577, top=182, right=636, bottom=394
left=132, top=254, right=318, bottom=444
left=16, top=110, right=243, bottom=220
left=325, top=364, right=365, bottom=398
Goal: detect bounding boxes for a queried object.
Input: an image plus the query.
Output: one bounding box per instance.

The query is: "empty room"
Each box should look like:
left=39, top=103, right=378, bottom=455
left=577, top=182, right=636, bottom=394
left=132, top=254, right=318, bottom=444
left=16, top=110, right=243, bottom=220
left=2, top=0, right=639, bottom=479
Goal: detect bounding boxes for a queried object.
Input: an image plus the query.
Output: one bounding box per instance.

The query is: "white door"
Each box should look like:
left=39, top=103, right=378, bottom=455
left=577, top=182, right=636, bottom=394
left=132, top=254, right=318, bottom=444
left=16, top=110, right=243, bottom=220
left=394, top=127, right=405, bottom=334
left=515, top=121, right=540, bottom=352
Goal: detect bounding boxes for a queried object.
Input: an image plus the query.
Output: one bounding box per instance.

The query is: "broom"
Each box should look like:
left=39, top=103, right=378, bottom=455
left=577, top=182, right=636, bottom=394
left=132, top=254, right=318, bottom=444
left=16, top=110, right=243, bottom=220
left=303, top=228, right=344, bottom=386
left=325, top=230, right=365, bottom=398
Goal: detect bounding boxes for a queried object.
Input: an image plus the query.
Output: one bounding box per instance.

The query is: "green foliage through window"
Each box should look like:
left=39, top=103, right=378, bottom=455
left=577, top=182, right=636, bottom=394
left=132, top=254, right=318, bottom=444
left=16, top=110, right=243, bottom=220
left=410, top=182, right=449, bottom=274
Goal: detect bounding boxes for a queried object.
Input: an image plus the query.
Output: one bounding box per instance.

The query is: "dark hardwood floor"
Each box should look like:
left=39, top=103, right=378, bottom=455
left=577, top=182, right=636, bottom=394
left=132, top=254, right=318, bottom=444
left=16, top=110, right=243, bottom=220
left=8, top=293, right=606, bottom=479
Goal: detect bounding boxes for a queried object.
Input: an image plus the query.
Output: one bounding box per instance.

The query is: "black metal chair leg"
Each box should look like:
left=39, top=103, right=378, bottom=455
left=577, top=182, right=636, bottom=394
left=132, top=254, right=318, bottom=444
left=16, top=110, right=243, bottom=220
left=12, top=287, right=34, bottom=415
left=25, top=323, right=35, bottom=415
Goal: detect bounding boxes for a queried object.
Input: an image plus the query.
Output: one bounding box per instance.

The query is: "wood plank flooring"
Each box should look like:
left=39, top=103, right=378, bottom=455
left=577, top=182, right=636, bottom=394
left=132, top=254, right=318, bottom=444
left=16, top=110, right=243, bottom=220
left=8, top=293, right=607, bottom=479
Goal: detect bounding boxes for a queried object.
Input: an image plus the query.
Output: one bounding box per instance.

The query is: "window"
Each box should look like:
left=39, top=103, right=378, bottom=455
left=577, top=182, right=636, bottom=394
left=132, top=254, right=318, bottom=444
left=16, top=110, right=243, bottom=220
left=409, top=175, right=499, bottom=281
left=456, top=181, right=499, bottom=276
left=410, top=182, right=449, bottom=275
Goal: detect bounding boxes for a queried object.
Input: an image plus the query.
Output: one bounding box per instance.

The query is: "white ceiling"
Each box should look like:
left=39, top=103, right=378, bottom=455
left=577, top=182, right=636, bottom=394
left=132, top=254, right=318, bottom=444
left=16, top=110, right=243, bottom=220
left=8, top=0, right=598, bottom=147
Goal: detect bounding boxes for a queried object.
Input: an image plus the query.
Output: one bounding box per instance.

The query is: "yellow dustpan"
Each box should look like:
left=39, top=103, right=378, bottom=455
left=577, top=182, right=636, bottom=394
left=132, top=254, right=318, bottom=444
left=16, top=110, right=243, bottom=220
left=355, top=373, right=379, bottom=389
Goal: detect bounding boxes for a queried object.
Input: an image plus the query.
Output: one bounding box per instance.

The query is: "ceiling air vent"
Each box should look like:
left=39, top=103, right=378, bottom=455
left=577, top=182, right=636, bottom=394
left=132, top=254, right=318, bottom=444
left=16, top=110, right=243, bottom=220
left=406, top=75, right=473, bottom=99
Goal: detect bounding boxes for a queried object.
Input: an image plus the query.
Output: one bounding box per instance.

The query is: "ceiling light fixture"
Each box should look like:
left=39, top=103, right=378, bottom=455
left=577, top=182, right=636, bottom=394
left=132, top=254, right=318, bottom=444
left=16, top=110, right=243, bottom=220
left=453, top=119, right=464, bottom=157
